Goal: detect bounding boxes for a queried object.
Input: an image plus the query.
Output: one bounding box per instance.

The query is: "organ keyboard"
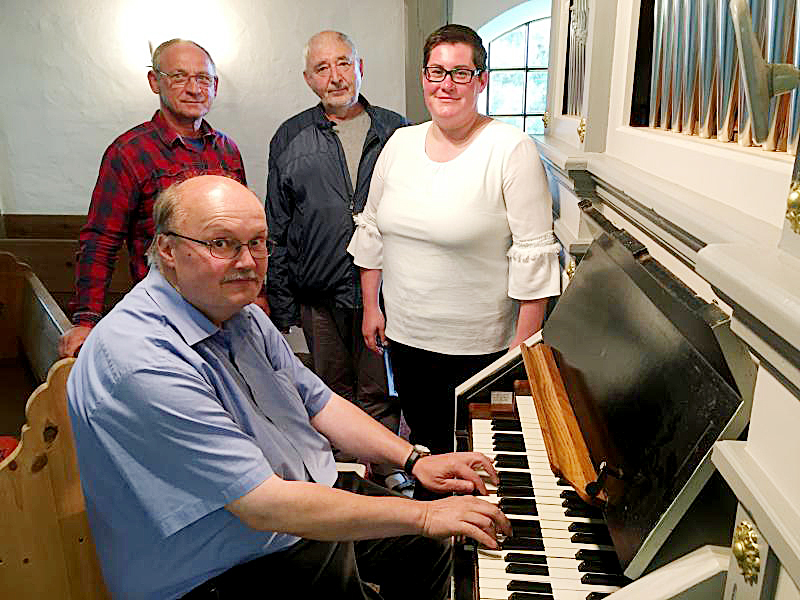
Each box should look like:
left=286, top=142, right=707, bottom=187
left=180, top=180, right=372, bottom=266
left=471, top=398, right=629, bottom=599
left=453, top=228, right=755, bottom=599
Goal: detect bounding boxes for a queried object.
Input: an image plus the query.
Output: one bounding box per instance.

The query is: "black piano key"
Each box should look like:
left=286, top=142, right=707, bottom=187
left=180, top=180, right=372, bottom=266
left=509, top=519, right=542, bottom=538
left=497, top=471, right=533, bottom=487
left=499, top=498, right=538, bottom=515
left=508, top=593, right=554, bottom=600
left=575, top=549, right=618, bottom=562
left=560, top=490, right=581, bottom=501
left=562, top=498, right=591, bottom=510
left=493, top=432, right=524, bottom=441
left=502, top=536, right=545, bottom=551
left=565, top=507, right=604, bottom=519
left=498, top=473, right=533, bottom=486
left=581, top=573, right=631, bottom=587
left=506, top=563, right=549, bottom=576
left=493, top=440, right=526, bottom=451
left=578, top=559, right=623, bottom=575
left=491, top=418, right=522, bottom=431
left=568, top=522, right=609, bottom=536
left=504, top=552, right=547, bottom=565
left=570, top=532, right=613, bottom=545
left=508, top=580, right=553, bottom=594
left=585, top=594, right=610, bottom=600
left=497, top=485, right=536, bottom=497
left=556, top=478, right=570, bottom=486
left=494, top=454, right=529, bottom=468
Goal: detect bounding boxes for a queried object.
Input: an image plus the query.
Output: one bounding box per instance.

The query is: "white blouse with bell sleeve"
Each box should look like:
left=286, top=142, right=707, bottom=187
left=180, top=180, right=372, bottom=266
left=348, top=119, right=560, bottom=355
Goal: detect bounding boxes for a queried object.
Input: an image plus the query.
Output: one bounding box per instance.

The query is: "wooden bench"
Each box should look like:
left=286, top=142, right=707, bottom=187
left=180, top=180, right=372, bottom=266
left=0, top=251, right=108, bottom=598
left=0, top=214, right=134, bottom=315
left=0, top=252, right=72, bottom=434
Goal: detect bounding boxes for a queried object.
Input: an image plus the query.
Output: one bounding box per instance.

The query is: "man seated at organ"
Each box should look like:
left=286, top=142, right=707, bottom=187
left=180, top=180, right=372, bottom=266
left=66, top=174, right=510, bottom=600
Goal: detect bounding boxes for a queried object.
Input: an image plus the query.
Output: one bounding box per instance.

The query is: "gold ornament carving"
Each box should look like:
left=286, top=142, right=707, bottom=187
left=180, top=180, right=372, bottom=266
left=542, top=111, right=551, bottom=129
left=566, top=257, right=577, bottom=279
left=577, top=118, right=586, bottom=143
left=732, top=521, right=760, bottom=585
left=787, top=182, right=800, bottom=234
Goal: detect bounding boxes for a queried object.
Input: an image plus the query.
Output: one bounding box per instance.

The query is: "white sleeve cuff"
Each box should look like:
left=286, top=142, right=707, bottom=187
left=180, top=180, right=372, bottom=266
left=507, top=231, right=561, bottom=299
left=347, top=213, right=384, bottom=269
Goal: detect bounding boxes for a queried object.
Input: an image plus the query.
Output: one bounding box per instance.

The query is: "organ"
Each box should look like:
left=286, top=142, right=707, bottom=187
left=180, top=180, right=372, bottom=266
left=456, top=0, right=800, bottom=597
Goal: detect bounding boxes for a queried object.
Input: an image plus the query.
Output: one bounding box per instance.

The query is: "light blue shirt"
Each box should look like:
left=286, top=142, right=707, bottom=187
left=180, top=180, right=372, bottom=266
left=68, top=269, right=336, bottom=600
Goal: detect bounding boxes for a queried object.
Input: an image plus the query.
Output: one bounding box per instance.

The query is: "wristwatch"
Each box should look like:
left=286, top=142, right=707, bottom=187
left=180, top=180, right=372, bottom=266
left=403, top=444, right=431, bottom=476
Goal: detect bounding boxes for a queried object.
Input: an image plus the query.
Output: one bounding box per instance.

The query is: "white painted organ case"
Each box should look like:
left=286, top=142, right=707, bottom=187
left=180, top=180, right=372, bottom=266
left=477, top=0, right=800, bottom=597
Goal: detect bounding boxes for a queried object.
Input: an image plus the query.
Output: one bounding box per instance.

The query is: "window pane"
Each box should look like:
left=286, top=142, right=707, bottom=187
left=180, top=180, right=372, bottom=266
left=489, top=25, right=527, bottom=69
left=526, top=71, right=548, bottom=113
left=525, top=116, right=545, bottom=135
left=488, top=71, right=524, bottom=115
left=527, top=18, right=550, bottom=67
left=495, top=116, right=524, bottom=130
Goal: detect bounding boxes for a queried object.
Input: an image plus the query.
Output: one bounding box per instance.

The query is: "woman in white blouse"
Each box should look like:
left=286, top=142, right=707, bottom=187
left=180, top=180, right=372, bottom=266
left=348, top=24, right=560, bottom=498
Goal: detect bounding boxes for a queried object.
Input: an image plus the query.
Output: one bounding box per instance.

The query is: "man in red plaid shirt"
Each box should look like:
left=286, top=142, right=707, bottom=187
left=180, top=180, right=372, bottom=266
left=59, top=39, right=247, bottom=358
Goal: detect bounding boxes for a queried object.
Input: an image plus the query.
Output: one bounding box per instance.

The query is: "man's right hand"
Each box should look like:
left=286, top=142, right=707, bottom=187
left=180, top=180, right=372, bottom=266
left=421, top=495, right=511, bottom=549
left=58, top=325, right=92, bottom=358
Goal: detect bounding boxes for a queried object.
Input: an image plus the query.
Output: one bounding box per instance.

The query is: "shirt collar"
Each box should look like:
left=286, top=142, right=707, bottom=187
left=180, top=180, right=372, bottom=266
left=151, top=110, right=217, bottom=148
left=142, top=268, right=222, bottom=346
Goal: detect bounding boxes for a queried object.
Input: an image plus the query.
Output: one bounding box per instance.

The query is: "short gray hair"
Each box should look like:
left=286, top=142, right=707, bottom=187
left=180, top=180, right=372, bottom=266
left=146, top=182, right=185, bottom=270
left=151, top=38, right=216, bottom=74
left=302, top=31, right=358, bottom=70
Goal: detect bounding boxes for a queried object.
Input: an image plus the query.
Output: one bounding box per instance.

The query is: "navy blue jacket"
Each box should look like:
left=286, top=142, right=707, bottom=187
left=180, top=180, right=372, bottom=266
left=266, top=96, right=407, bottom=330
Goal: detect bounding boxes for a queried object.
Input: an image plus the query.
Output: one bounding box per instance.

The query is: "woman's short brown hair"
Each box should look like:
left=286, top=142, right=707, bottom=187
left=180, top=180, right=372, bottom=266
left=423, top=24, right=487, bottom=72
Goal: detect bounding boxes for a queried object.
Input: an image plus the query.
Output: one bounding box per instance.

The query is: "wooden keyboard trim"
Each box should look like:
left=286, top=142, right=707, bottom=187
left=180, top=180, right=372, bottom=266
left=520, top=342, right=604, bottom=506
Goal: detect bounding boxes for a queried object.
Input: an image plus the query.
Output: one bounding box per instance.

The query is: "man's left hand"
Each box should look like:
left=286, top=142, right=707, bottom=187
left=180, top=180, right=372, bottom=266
left=412, top=452, right=499, bottom=495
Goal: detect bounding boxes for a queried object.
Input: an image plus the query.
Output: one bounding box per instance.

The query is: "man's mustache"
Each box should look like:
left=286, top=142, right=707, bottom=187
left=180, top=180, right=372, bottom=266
left=222, top=270, right=260, bottom=283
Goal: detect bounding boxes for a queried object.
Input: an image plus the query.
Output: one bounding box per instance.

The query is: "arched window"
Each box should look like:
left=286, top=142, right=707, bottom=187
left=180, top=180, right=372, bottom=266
left=478, top=1, right=551, bottom=134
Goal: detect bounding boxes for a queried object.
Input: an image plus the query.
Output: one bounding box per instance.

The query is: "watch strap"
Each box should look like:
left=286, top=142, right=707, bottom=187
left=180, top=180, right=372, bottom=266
left=403, top=445, right=429, bottom=475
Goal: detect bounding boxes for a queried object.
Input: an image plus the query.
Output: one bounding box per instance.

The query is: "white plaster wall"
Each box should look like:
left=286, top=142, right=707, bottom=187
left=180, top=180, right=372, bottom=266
left=450, top=0, right=527, bottom=31
left=0, top=0, right=405, bottom=214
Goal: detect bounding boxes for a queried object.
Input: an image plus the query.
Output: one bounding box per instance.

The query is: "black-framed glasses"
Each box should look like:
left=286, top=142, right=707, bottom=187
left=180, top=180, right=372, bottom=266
left=423, top=66, right=483, bottom=84
left=164, top=232, right=274, bottom=259
left=152, top=68, right=216, bottom=88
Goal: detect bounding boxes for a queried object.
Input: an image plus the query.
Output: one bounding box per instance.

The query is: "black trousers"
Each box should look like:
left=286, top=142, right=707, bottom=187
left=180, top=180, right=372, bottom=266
left=301, top=303, right=401, bottom=478
left=181, top=473, right=451, bottom=599
left=388, top=340, right=506, bottom=500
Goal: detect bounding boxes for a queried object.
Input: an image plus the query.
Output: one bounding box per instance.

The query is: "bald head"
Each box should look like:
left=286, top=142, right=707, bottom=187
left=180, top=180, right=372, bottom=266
left=303, top=31, right=358, bottom=70
left=174, top=175, right=261, bottom=225
left=152, top=38, right=216, bottom=74
left=149, top=175, right=264, bottom=264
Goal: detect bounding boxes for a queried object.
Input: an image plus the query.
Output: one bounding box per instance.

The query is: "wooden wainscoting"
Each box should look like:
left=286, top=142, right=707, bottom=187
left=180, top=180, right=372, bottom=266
left=0, top=215, right=134, bottom=315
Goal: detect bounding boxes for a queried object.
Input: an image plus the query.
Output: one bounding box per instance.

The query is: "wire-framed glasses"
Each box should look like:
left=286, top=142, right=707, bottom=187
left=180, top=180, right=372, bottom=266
left=164, top=232, right=274, bottom=259
left=152, top=68, right=216, bottom=88
left=423, top=66, right=482, bottom=84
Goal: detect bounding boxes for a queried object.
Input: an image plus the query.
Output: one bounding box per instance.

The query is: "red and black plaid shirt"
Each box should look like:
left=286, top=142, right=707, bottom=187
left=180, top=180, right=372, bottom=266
left=69, top=111, right=247, bottom=326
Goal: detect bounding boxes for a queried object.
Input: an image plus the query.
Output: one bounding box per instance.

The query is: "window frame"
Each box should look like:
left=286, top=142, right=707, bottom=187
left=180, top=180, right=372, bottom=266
left=480, top=17, right=551, bottom=134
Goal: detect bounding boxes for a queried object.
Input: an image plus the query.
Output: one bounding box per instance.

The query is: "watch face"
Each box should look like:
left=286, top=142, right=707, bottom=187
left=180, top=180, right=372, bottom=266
left=414, top=444, right=431, bottom=455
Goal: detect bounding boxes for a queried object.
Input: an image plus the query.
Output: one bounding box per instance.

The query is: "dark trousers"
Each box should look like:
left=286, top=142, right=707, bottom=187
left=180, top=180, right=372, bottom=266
left=181, top=474, right=451, bottom=600
left=388, top=340, right=506, bottom=500
left=301, top=303, right=401, bottom=478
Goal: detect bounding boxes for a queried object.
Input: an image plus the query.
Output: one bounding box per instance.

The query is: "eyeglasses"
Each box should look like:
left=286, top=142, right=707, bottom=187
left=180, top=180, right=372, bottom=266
left=164, top=232, right=274, bottom=259
left=423, top=66, right=483, bottom=84
left=152, top=68, right=216, bottom=88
